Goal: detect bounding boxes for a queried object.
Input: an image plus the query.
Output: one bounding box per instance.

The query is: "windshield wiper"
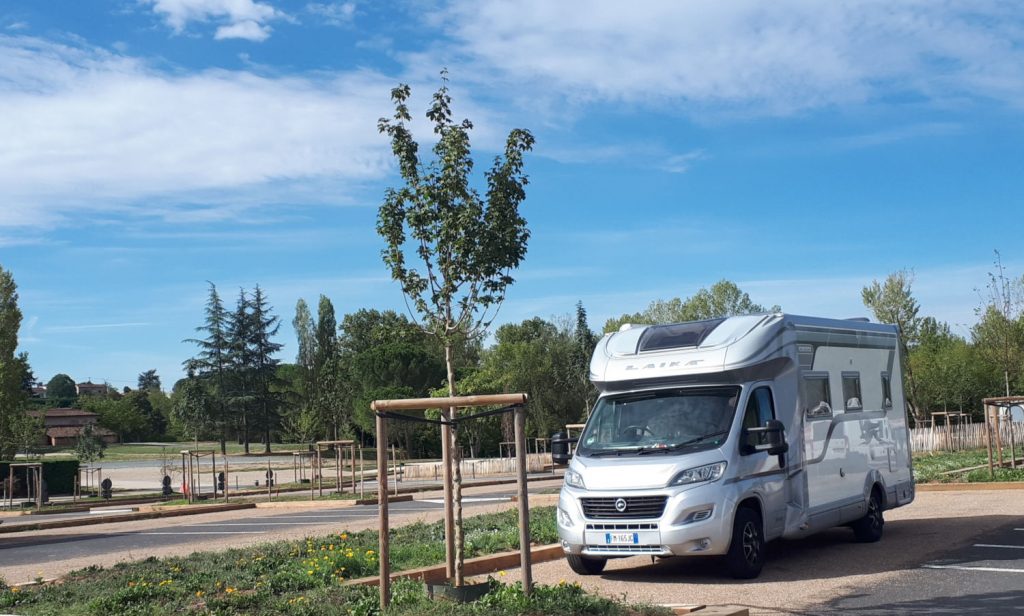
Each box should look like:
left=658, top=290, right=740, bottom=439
left=585, top=447, right=643, bottom=457
left=637, top=430, right=730, bottom=455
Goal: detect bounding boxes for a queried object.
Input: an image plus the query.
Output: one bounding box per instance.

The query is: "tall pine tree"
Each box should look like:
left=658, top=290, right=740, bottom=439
left=184, top=282, right=232, bottom=454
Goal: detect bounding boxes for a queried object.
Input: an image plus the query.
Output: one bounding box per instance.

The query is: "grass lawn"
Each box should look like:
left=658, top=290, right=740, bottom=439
left=0, top=507, right=662, bottom=616
left=913, top=448, right=1024, bottom=482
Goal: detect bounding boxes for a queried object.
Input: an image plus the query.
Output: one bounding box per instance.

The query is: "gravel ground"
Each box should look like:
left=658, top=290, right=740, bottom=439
left=497, top=489, right=1024, bottom=614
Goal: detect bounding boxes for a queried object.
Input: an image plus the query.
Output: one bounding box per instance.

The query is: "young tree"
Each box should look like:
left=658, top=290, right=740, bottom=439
left=75, top=423, right=107, bottom=464
left=973, top=251, right=1024, bottom=396
left=377, top=72, right=534, bottom=585
left=184, top=283, right=232, bottom=454
left=862, top=270, right=924, bottom=422
left=172, top=372, right=213, bottom=449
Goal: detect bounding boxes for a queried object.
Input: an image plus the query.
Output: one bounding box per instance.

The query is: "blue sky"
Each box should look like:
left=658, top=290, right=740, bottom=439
left=2, top=0, right=1022, bottom=390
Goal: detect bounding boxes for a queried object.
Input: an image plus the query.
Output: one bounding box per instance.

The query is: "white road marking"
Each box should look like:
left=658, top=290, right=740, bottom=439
left=923, top=565, right=1024, bottom=574
left=974, top=543, right=1024, bottom=550
left=419, top=497, right=510, bottom=504
left=134, top=531, right=267, bottom=535
left=185, top=522, right=358, bottom=526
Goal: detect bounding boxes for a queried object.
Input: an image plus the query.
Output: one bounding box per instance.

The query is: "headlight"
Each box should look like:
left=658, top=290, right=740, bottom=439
left=667, top=461, right=727, bottom=487
left=564, top=469, right=585, bottom=489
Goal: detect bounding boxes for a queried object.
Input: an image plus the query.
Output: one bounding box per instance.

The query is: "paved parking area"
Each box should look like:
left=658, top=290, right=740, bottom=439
left=824, top=521, right=1024, bottom=614
left=502, top=489, right=1024, bottom=615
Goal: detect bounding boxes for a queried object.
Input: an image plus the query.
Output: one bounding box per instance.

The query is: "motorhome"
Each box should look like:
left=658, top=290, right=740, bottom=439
left=554, top=313, right=915, bottom=578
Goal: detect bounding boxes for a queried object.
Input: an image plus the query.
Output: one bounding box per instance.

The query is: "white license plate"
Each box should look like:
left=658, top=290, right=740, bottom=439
left=605, top=532, right=638, bottom=545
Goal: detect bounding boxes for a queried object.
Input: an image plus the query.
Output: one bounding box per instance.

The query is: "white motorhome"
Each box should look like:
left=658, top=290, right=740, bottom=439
left=556, top=313, right=915, bottom=578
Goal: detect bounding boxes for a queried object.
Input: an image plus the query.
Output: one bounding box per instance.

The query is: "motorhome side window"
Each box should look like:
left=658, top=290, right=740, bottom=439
left=741, top=387, right=776, bottom=454
left=842, top=372, right=862, bottom=411
left=881, top=373, right=893, bottom=409
left=802, top=374, right=832, bottom=419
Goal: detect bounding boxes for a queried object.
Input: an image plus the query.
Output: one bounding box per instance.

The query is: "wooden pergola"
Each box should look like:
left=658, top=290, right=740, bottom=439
left=371, top=393, right=532, bottom=609
left=983, top=396, right=1024, bottom=477
left=930, top=411, right=972, bottom=452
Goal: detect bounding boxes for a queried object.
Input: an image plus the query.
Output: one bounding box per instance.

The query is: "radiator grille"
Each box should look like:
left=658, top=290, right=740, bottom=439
left=585, top=522, right=658, bottom=531
left=581, top=496, right=667, bottom=519
left=585, top=544, right=663, bottom=554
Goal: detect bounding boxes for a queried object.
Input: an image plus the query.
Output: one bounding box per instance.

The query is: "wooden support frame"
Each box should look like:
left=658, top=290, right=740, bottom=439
left=371, top=393, right=531, bottom=609
left=77, top=466, right=102, bottom=501
left=983, top=396, right=1024, bottom=477
left=315, top=440, right=357, bottom=497
left=5, top=463, right=43, bottom=511
left=180, top=450, right=218, bottom=504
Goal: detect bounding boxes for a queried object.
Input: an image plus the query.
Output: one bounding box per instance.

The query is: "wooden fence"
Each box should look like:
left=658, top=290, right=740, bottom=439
left=911, top=422, right=1024, bottom=453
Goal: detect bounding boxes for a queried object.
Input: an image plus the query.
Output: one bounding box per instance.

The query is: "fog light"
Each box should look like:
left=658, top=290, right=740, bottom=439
left=682, top=507, right=714, bottom=524
left=561, top=540, right=571, bottom=552
left=698, top=538, right=711, bottom=549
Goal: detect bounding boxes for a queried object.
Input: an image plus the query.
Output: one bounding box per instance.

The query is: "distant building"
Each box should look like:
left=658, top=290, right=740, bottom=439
left=76, top=381, right=108, bottom=397
left=26, top=408, right=118, bottom=447
left=30, top=383, right=46, bottom=398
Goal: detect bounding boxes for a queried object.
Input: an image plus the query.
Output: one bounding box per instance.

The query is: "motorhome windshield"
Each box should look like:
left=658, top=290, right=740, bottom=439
left=578, top=387, right=740, bottom=457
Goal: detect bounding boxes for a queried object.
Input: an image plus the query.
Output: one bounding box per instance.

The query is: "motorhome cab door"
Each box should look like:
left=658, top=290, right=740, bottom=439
left=735, top=382, right=787, bottom=537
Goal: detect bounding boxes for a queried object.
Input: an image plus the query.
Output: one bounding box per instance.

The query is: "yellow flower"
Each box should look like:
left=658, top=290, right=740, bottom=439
left=499, top=571, right=506, bottom=577
left=365, top=550, right=374, bottom=556
left=340, top=533, right=348, bottom=540
left=225, top=587, right=236, bottom=594
left=195, top=590, right=205, bottom=598
left=10, top=587, right=20, bottom=594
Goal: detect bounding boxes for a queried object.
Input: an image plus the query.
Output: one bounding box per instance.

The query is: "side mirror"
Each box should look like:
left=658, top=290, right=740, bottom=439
left=551, top=431, right=577, bottom=465
left=746, top=419, right=789, bottom=456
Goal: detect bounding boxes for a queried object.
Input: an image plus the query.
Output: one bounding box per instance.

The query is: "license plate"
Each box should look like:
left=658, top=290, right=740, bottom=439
left=605, top=532, right=638, bottom=545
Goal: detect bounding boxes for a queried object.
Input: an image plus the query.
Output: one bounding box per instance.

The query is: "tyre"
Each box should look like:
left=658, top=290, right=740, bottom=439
left=852, top=490, right=884, bottom=543
left=725, top=507, right=765, bottom=579
left=566, top=554, right=607, bottom=575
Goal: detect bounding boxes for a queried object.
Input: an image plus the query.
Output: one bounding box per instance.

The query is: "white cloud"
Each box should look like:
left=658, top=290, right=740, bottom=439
left=307, top=2, right=356, bottom=27
left=659, top=150, right=707, bottom=174
left=42, top=322, right=152, bottom=333
left=0, top=36, right=400, bottom=229
left=143, top=0, right=287, bottom=40
left=435, top=0, right=1024, bottom=115
left=214, top=19, right=272, bottom=41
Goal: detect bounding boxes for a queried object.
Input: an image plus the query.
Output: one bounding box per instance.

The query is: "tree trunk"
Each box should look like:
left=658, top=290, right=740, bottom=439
left=243, top=413, right=250, bottom=455
left=446, top=342, right=465, bottom=586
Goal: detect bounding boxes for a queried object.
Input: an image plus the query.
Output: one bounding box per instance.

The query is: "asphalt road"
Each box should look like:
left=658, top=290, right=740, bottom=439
left=821, top=519, right=1024, bottom=615
left=0, top=493, right=523, bottom=568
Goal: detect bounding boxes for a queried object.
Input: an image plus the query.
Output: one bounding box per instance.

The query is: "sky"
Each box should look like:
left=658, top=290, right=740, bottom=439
left=2, top=0, right=1023, bottom=391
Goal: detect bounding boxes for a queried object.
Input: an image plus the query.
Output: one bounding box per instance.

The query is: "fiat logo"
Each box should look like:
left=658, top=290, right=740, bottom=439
left=614, top=498, right=628, bottom=513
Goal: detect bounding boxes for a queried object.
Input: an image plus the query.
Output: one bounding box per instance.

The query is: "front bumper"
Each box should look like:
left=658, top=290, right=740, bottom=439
left=557, top=482, right=737, bottom=558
